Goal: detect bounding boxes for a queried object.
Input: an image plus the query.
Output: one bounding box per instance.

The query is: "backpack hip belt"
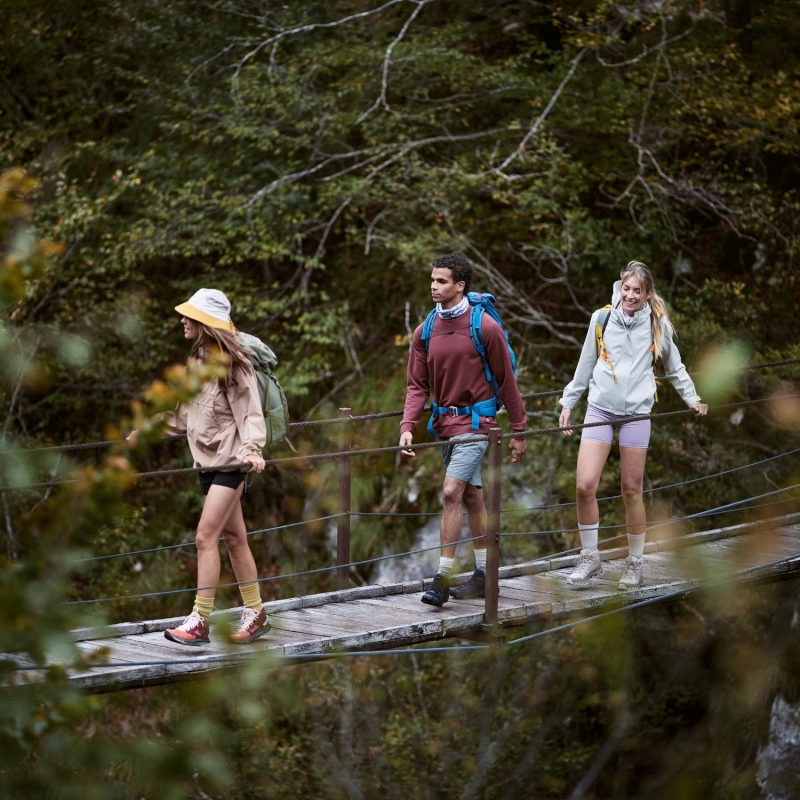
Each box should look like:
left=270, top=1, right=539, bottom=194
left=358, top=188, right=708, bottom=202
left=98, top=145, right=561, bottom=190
left=427, top=397, right=498, bottom=436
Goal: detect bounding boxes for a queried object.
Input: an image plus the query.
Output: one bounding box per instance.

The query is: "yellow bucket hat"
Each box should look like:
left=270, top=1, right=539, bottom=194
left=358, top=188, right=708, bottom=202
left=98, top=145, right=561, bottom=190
left=175, top=288, right=236, bottom=333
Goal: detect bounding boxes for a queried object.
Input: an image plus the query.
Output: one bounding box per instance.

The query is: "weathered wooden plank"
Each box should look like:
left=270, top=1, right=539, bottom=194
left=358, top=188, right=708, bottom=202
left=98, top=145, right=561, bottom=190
left=313, top=602, right=425, bottom=629
left=270, top=611, right=372, bottom=637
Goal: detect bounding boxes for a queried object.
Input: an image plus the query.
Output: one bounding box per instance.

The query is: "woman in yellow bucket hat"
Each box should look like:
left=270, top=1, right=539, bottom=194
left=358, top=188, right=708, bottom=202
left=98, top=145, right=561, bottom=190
left=144, top=288, right=271, bottom=646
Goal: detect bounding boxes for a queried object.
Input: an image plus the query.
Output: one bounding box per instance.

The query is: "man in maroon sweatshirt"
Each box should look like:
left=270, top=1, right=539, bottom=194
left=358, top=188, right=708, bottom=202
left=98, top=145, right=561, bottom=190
left=399, top=254, right=527, bottom=607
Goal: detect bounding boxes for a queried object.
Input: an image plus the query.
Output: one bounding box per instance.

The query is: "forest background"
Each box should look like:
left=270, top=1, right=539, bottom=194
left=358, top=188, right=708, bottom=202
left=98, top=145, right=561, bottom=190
left=2, top=0, right=800, bottom=797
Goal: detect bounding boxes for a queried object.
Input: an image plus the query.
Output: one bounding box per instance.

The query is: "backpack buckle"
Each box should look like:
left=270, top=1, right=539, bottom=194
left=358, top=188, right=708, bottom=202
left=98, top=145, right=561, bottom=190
left=448, top=406, right=460, bottom=417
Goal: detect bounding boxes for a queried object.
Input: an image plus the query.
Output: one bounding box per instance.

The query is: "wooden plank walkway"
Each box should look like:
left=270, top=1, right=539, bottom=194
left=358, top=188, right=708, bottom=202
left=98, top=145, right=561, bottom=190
left=13, top=513, right=800, bottom=693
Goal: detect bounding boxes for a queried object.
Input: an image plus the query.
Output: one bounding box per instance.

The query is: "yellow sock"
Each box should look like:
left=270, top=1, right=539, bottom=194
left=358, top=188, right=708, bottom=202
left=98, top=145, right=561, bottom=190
left=192, top=595, right=215, bottom=621
left=239, top=582, right=263, bottom=612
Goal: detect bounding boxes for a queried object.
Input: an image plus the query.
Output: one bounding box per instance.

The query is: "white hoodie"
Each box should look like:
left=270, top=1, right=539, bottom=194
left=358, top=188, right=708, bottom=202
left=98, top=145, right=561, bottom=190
left=560, top=281, right=700, bottom=415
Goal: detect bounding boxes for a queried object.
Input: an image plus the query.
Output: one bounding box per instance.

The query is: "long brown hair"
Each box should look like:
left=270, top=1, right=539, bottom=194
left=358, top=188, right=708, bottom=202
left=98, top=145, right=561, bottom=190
left=619, top=261, right=671, bottom=359
left=189, top=322, right=252, bottom=388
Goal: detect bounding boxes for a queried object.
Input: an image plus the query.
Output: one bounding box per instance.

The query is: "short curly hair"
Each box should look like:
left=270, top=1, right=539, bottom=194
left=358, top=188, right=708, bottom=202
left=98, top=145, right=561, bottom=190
left=432, top=253, right=473, bottom=294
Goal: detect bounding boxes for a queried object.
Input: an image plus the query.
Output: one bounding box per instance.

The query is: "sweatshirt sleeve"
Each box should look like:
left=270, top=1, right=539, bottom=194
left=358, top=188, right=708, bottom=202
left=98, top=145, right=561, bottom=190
left=659, top=318, right=701, bottom=406
left=482, top=318, right=526, bottom=432
left=560, top=312, right=600, bottom=409
left=400, top=325, right=430, bottom=434
left=227, top=366, right=267, bottom=460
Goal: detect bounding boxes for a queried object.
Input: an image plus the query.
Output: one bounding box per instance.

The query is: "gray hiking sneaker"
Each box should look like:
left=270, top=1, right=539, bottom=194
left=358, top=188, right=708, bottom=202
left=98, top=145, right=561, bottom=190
left=566, top=549, right=602, bottom=587
left=618, top=556, right=643, bottom=590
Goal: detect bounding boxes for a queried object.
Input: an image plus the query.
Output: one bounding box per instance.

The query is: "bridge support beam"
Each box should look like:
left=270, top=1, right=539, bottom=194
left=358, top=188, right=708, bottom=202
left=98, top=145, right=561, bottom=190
left=337, top=407, right=352, bottom=591
left=484, top=426, right=502, bottom=627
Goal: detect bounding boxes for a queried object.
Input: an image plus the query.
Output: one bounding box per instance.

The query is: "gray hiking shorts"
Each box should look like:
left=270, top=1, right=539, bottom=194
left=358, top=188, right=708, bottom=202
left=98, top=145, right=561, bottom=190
left=439, top=433, right=489, bottom=487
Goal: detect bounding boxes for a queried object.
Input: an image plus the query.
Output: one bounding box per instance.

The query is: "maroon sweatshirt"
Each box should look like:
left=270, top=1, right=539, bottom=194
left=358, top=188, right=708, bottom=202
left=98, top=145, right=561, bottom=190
left=401, top=312, right=527, bottom=438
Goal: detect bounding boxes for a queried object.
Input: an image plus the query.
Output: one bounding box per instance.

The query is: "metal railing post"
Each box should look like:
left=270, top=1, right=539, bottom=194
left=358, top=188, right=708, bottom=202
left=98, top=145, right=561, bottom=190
left=337, top=408, right=352, bottom=591
left=484, top=427, right=502, bottom=626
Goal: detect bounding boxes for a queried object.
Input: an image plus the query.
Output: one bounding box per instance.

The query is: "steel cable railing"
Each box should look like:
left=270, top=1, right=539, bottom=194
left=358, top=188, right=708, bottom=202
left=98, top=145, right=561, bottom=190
left=71, top=445, right=800, bottom=565
left=5, top=393, right=798, bottom=495
left=6, top=357, right=800, bottom=459
left=5, top=387, right=565, bottom=457
left=63, top=488, right=800, bottom=607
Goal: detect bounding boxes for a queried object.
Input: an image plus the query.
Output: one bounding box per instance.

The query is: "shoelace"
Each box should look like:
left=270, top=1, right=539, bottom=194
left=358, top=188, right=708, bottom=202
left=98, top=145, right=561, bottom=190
left=622, top=559, right=641, bottom=580
left=236, top=607, right=260, bottom=631
left=178, top=610, right=204, bottom=631
left=577, top=551, right=595, bottom=569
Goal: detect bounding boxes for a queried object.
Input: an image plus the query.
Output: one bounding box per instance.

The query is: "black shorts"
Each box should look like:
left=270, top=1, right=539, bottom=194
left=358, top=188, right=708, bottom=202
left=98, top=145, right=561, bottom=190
left=198, top=470, right=246, bottom=496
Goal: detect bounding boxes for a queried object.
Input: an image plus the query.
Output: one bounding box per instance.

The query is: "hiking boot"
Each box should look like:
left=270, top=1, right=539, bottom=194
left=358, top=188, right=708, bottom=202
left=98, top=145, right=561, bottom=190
left=229, top=606, right=271, bottom=644
left=566, top=549, right=603, bottom=587
left=421, top=573, right=450, bottom=607
left=451, top=569, right=486, bottom=600
left=164, top=609, right=210, bottom=647
left=618, top=556, right=643, bottom=591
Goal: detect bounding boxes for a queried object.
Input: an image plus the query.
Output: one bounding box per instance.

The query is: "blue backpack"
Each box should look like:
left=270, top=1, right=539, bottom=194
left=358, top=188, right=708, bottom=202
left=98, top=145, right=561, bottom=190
left=420, top=292, right=517, bottom=435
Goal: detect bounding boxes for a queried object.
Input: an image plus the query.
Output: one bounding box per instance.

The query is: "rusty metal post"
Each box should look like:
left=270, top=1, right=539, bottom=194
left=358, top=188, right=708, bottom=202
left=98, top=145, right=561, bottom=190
left=484, top=427, right=502, bottom=626
left=336, top=408, right=352, bottom=591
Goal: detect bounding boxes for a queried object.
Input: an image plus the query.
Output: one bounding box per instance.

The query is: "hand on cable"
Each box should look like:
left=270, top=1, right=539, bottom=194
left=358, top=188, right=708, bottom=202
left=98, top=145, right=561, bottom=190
left=509, top=437, right=526, bottom=463
left=690, top=403, right=708, bottom=416
left=559, top=407, right=573, bottom=435
left=242, top=454, right=266, bottom=473
left=399, top=431, right=415, bottom=457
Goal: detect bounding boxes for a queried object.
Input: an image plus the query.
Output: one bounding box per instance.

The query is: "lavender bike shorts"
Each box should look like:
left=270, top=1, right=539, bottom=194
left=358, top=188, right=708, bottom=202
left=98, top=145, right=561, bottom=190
left=581, top=404, right=651, bottom=449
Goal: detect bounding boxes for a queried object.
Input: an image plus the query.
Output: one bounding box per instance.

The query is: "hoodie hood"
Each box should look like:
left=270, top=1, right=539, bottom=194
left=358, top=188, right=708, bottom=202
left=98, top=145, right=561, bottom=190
left=611, top=279, right=622, bottom=308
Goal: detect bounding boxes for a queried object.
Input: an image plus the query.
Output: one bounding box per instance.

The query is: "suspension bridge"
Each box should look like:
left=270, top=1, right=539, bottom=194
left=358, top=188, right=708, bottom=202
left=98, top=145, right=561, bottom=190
left=5, top=360, right=800, bottom=693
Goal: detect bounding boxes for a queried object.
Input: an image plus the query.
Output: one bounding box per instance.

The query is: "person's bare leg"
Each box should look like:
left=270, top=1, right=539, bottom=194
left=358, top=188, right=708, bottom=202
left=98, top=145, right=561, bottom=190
left=619, top=446, right=648, bottom=537
left=575, top=439, right=612, bottom=525
left=462, top=484, right=487, bottom=553
left=567, top=439, right=612, bottom=585
left=221, top=499, right=259, bottom=585
left=195, top=484, right=245, bottom=598
left=440, top=477, right=468, bottom=559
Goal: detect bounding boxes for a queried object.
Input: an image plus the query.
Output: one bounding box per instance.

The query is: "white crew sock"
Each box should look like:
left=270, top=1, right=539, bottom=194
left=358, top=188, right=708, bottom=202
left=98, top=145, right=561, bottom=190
left=473, top=548, right=487, bottom=572
left=578, top=522, right=599, bottom=553
left=627, top=533, right=645, bottom=558
left=437, top=556, right=455, bottom=577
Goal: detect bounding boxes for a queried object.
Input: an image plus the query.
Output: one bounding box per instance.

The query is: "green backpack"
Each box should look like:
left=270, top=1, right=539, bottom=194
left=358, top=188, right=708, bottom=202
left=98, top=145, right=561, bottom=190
left=238, top=332, right=292, bottom=450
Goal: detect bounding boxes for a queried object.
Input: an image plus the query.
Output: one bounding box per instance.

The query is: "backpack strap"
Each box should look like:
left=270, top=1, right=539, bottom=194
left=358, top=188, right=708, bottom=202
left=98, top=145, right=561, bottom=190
left=420, top=308, right=437, bottom=353
left=594, top=304, right=617, bottom=384
left=468, top=304, right=498, bottom=393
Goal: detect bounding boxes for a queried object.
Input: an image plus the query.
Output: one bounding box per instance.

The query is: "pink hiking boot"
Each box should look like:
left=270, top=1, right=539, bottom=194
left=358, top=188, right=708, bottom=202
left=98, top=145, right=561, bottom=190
left=164, top=610, right=210, bottom=647
left=229, top=606, right=271, bottom=644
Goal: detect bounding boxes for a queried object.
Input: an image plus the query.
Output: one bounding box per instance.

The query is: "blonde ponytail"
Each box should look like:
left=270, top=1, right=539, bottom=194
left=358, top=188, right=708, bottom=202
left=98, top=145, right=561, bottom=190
left=619, top=261, right=671, bottom=359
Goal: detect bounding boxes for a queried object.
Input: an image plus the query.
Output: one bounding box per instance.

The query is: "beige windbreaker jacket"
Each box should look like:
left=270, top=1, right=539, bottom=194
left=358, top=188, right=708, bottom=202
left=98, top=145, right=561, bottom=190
left=163, top=364, right=266, bottom=469
left=560, top=282, right=700, bottom=416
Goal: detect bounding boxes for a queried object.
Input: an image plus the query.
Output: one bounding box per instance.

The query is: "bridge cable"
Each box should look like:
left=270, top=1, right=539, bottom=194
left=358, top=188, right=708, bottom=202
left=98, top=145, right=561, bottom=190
left=3, top=394, right=798, bottom=495
left=73, top=445, right=800, bottom=564
left=63, top=491, right=800, bottom=606
left=7, top=358, right=800, bottom=457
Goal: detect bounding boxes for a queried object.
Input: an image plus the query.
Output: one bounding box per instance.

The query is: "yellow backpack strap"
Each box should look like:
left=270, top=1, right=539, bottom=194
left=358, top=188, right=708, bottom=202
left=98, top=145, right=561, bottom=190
left=594, top=305, right=612, bottom=356
left=594, top=305, right=616, bottom=383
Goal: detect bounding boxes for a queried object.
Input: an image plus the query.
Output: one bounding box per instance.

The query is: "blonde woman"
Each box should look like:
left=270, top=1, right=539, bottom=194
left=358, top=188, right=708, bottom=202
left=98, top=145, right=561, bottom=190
left=558, top=263, right=707, bottom=590
left=134, top=289, right=270, bottom=646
